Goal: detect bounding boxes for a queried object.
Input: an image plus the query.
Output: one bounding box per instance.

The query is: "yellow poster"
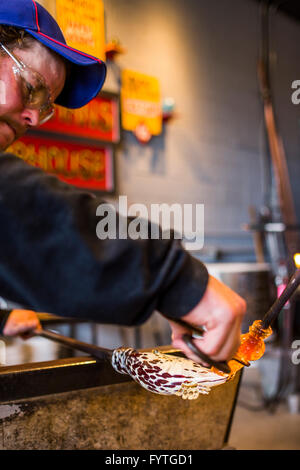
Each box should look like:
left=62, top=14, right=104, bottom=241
left=121, top=70, right=162, bottom=136
left=56, top=0, right=105, bottom=60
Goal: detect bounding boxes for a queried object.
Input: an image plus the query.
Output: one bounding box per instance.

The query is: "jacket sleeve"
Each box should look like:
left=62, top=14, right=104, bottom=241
left=0, top=154, right=209, bottom=326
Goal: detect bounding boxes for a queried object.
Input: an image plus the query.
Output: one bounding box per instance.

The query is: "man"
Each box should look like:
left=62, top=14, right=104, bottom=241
left=0, top=0, right=246, bottom=366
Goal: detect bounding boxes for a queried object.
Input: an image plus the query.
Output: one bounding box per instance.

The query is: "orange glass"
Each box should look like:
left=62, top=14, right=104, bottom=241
left=212, top=319, right=273, bottom=378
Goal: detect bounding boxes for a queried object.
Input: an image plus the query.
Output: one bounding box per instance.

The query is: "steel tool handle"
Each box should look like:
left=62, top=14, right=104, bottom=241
left=169, top=317, right=249, bottom=373
left=182, top=334, right=231, bottom=374
left=37, top=328, right=113, bottom=361
left=262, top=268, right=300, bottom=329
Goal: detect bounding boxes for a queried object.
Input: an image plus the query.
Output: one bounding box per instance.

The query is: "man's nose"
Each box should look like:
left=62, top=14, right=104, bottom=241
left=21, top=108, right=40, bottom=127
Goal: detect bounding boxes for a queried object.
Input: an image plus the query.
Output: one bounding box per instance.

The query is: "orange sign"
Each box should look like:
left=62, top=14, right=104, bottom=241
left=7, top=135, right=114, bottom=192
left=56, top=0, right=106, bottom=60
left=41, top=95, right=120, bottom=143
left=121, top=70, right=162, bottom=138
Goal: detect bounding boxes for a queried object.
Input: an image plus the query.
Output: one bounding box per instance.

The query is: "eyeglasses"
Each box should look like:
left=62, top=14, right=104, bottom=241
left=0, top=42, right=54, bottom=125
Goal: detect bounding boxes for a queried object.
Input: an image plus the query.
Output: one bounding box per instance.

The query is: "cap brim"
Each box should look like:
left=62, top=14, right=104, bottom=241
left=25, top=30, right=107, bottom=109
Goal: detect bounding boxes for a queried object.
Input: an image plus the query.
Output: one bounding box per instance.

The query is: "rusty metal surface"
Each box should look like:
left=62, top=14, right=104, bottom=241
left=0, top=371, right=242, bottom=450
left=0, top=356, right=132, bottom=403
left=0, top=343, right=243, bottom=449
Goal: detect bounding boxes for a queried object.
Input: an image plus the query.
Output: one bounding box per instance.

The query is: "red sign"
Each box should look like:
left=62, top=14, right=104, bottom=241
left=40, top=94, right=120, bottom=144
left=8, top=135, right=114, bottom=192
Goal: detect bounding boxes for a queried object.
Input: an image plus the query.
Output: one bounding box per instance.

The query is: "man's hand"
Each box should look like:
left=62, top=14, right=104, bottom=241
left=169, top=275, right=246, bottom=365
left=3, top=309, right=41, bottom=338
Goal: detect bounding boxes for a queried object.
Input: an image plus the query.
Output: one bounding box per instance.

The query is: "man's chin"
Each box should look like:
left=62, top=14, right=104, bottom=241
left=0, top=124, right=20, bottom=151
left=0, top=139, right=15, bottom=152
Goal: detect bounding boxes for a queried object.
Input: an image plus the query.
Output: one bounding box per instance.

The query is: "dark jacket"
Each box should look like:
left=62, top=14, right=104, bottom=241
left=0, top=153, right=208, bottom=333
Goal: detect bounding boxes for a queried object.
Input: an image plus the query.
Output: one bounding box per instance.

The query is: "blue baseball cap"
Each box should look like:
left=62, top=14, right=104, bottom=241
left=0, top=0, right=107, bottom=108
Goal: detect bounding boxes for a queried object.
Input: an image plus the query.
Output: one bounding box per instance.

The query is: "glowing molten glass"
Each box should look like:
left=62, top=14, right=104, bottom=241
left=212, top=320, right=273, bottom=378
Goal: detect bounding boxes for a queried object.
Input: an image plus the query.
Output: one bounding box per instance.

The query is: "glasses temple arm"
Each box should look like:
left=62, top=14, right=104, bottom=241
left=0, top=43, right=25, bottom=69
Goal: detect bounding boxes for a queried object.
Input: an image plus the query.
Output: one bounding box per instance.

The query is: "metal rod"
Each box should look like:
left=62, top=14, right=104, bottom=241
left=38, top=328, right=113, bottom=361
left=262, top=268, right=300, bottom=329
left=165, top=315, right=250, bottom=370
left=182, top=334, right=231, bottom=374
left=165, top=316, right=206, bottom=336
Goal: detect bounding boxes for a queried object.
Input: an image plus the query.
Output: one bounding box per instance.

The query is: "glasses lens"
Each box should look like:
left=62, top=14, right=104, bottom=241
left=15, top=67, right=54, bottom=123
left=20, top=68, right=49, bottom=103
left=39, top=107, right=55, bottom=125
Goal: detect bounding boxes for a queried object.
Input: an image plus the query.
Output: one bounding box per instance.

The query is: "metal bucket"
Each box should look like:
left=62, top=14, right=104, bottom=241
left=207, top=263, right=275, bottom=331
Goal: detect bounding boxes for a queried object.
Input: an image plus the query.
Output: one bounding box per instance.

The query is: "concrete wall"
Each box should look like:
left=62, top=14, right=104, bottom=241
left=102, top=0, right=300, bottom=261
left=38, top=0, right=300, bottom=260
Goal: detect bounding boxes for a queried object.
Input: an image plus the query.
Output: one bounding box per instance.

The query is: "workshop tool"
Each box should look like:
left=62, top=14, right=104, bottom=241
left=165, top=317, right=246, bottom=374
left=37, top=327, right=228, bottom=400
left=225, top=268, right=300, bottom=377
left=168, top=268, right=300, bottom=377
left=9, top=268, right=300, bottom=399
